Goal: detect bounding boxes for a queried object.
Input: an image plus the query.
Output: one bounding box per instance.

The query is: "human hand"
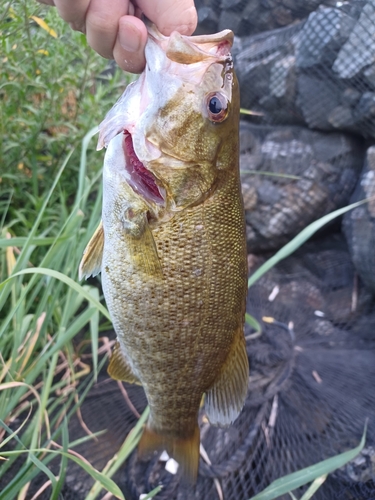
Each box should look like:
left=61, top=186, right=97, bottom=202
left=36, top=0, right=197, bottom=73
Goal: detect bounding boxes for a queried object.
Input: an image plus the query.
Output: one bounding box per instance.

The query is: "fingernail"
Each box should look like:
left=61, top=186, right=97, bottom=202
left=119, top=21, right=141, bottom=52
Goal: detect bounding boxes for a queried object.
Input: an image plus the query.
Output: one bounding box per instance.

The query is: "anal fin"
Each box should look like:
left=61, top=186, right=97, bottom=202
left=79, top=221, right=104, bottom=280
left=138, top=424, right=200, bottom=485
left=108, top=340, right=141, bottom=385
left=205, top=325, right=249, bottom=426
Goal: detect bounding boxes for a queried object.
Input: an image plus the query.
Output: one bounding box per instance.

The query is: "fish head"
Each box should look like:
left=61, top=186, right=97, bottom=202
left=99, top=25, right=239, bottom=215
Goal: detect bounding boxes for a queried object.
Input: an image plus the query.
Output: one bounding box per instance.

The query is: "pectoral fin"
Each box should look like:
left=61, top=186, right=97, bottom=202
left=108, top=340, right=141, bottom=385
left=124, top=211, right=163, bottom=279
left=205, top=326, right=249, bottom=426
left=79, top=221, right=104, bottom=280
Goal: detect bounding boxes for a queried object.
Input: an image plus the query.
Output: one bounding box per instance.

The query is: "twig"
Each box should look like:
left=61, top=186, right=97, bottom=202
left=117, top=381, right=141, bottom=419
left=29, top=479, right=53, bottom=500
left=199, top=443, right=224, bottom=500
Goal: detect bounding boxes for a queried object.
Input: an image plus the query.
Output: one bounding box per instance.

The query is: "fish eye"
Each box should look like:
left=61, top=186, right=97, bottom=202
left=206, top=92, right=228, bottom=123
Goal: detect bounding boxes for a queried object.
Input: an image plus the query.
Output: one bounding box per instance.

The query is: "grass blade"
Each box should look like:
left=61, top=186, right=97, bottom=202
left=0, top=268, right=110, bottom=321
left=248, top=199, right=369, bottom=288
left=0, top=449, right=124, bottom=500
left=240, top=169, right=301, bottom=180
left=141, top=485, right=163, bottom=499
left=250, top=423, right=367, bottom=500
left=299, top=474, right=327, bottom=500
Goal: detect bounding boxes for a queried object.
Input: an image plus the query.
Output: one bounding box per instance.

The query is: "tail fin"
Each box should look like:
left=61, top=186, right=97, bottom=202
left=138, top=424, right=200, bottom=484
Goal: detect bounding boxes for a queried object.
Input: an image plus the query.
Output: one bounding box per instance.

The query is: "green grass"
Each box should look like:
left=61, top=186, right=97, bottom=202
left=0, top=0, right=129, bottom=237
left=0, top=2, right=367, bottom=499
left=0, top=1, right=140, bottom=498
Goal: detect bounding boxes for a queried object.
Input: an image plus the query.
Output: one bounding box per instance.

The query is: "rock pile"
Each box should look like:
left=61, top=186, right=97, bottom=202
left=195, top=0, right=337, bottom=37
left=240, top=122, right=364, bottom=251
left=234, top=2, right=375, bottom=137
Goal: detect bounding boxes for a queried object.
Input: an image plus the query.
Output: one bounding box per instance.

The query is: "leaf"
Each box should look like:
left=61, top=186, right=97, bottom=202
left=245, top=313, right=262, bottom=339
left=141, top=485, right=163, bottom=499
left=0, top=449, right=124, bottom=500
left=30, top=16, right=57, bottom=38
left=248, top=199, right=369, bottom=289
left=240, top=169, right=301, bottom=180
left=52, top=419, right=69, bottom=500
left=0, top=407, right=32, bottom=449
left=0, top=236, right=69, bottom=248
left=240, top=108, right=264, bottom=117
left=28, top=453, right=57, bottom=488
left=88, top=287, right=100, bottom=376
left=0, top=418, right=56, bottom=489
left=62, top=455, right=124, bottom=499
left=0, top=268, right=110, bottom=321
left=299, top=474, right=327, bottom=500
left=249, top=424, right=367, bottom=500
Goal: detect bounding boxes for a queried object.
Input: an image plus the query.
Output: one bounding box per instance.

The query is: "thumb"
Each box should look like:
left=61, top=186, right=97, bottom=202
left=135, top=0, right=197, bottom=36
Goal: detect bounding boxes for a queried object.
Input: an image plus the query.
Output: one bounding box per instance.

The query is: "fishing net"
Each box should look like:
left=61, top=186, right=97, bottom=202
left=24, top=234, right=375, bottom=500
left=11, top=1, right=375, bottom=499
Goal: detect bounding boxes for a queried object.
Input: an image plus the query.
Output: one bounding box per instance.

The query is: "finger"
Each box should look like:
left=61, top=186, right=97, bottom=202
left=53, top=0, right=90, bottom=29
left=113, top=15, right=147, bottom=73
left=85, top=0, right=131, bottom=59
left=135, top=0, right=197, bottom=36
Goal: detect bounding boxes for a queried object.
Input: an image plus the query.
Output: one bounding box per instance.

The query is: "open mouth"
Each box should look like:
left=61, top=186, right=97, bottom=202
left=123, top=131, right=164, bottom=204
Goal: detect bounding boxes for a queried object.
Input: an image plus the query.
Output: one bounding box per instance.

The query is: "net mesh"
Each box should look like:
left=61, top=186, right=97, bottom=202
left=28, top=234, right=375, bottom=500
left=17, top=2, right=375, bottom=499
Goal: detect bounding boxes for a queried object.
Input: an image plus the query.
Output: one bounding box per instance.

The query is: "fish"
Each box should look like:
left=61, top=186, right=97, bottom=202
left=79, top=23, right=249, bottom=483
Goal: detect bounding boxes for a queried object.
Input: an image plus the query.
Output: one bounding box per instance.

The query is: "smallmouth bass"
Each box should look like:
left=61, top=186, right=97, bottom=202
left=79, top=24, right=248, bottom=483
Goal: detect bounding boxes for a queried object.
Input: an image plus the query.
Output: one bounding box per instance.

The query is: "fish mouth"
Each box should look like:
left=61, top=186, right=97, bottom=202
left=123, top=131, right=165, bottom=205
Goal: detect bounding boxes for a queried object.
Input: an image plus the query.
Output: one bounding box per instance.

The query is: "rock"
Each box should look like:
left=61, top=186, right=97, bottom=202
left=218, top=10, right=243, bottom=34
left=333, top=1, right=375, bottom=79
left=195, top=0, right=340, bottom=37
left=234, top=2, right=375, bottom=138
left=297, top=74, right=341, bottom=129
left=240, top=122, right=364, bottom=252
left=343, top=146, right=375, bottom=294
left=269, top=55, right=296, bottom=98
left=353, top=92, right=375, bottom=137
left=296, top=7, right=356, bottom=69
left=196, top=6, right=219, bottom=35
left=341, top=88, right=362, bottom=107
left=235, top=23, right=303, bottom=125
left=328, top=106, right=354, bottom=129
left=221, top=0, right=245, bottom=9
left=272, top=6, right=294, bottom=26
left=242, top=0, right=261, bottom=21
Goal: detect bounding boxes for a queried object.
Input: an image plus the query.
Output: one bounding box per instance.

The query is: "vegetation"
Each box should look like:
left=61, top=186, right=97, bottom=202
left=0, top=1, right=366, bottom=499
left=0, top=1, right=138, bottom=497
